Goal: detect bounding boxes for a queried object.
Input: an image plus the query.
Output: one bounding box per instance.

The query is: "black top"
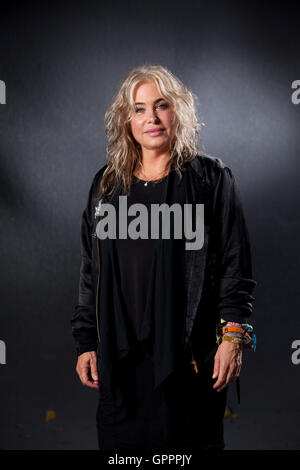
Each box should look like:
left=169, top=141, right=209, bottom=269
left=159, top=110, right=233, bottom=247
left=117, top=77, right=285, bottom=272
left=114, top=175, right=168, bottom=341
left=97, top=168, right=188, bottom=400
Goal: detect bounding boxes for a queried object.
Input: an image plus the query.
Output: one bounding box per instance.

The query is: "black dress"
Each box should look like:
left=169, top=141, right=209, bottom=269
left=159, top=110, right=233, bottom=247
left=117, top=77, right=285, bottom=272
left=96, top=174, right=228, bottom=452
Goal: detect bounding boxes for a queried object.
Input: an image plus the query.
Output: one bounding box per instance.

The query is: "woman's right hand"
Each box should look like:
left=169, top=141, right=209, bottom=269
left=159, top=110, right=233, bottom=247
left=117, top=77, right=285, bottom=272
left=76, top=351, right=99, bottom=389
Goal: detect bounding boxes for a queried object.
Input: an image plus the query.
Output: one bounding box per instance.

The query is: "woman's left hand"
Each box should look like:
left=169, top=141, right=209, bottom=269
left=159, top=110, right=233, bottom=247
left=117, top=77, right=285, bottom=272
left=212, top=341, right=243, bottom=392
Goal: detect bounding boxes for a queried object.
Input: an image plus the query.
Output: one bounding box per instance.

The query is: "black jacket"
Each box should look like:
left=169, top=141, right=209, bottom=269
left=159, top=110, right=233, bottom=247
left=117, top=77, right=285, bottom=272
left=71, top=153, right=257, bottom=369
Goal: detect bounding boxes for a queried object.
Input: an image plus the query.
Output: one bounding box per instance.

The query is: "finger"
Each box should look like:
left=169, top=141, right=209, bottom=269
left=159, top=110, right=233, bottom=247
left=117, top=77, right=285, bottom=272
left=236, top=358, right=242, bottom=376
left=80, top=364, right=90, bottom=385
left=82, top=374, right=99, bottom=389
left=226, top=369, right=237, bottom=385
left=80, top=364, right=99, bottom=389
left=90, top=355, right=99, bottom=383
left=212, top=355, right=220, bottom=379
left=224, top=364, right=239, bottom=387
left=85, top=380, right=99, bottom=389
left=213, top=365, right=228, bottom=390
left=233, top=362, right=241, bottom=378
left=226, top=365, right=240, bottom=385
left=215, top=374, right=231, bottom=392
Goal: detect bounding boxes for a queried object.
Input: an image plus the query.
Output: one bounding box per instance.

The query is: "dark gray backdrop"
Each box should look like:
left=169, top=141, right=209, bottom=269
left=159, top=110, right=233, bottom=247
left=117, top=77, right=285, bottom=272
left=0, top=0, right=299, bottom=450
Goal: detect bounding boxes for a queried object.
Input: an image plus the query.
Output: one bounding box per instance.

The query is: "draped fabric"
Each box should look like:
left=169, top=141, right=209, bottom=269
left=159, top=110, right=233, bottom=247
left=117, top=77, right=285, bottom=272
left=97, top=168, right=188, bottom=410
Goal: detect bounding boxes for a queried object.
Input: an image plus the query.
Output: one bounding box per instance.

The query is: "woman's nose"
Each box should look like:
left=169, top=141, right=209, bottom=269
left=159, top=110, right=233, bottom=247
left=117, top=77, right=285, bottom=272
left=147, top=109, right=159, bottom=123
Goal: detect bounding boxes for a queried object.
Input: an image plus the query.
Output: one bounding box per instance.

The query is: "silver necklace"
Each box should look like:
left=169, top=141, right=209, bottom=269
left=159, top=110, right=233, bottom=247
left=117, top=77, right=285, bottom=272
left=138, top=162, right=168, bottom=187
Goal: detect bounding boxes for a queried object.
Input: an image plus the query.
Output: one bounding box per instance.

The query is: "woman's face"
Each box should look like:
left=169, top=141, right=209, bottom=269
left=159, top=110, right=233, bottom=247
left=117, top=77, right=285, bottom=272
left=130, top=80, right=176, bottom=155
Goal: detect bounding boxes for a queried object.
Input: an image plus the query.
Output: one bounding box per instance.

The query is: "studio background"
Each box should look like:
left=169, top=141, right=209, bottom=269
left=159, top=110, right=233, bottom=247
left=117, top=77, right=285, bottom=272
left=0, top=0, right=299, bottom=450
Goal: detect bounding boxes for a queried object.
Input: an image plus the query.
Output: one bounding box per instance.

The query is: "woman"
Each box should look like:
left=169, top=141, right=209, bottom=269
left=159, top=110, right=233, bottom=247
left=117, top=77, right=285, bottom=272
left=71, top=64, right=257, bottom=452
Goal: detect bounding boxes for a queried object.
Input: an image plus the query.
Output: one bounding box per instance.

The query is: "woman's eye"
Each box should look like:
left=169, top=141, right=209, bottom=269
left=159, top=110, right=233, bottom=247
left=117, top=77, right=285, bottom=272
left=134, top=103, right=168, bottom=114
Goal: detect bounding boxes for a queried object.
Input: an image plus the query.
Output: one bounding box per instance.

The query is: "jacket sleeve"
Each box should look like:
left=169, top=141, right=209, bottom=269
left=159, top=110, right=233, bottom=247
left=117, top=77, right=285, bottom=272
left=212, top=165, right=257, bottom=323
left=70, top=174, right=99, bottom=356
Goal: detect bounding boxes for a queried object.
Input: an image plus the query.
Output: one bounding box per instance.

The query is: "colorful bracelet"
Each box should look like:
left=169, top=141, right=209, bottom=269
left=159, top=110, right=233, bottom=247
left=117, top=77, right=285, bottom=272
left=222, top=335, right=243, bottom=346
left=216, top=318, right=256, bottom=351
left=222, top=326, right=244, bottom=335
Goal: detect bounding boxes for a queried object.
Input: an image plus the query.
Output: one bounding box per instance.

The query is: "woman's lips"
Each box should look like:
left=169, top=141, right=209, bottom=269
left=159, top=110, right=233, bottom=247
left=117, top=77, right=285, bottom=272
left=146, top=129, right=165, bottom=136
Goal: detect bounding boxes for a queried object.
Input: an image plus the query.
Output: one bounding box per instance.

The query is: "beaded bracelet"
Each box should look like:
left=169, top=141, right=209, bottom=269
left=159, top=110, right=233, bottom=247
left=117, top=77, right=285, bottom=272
left=216, top=318, right=256, bottom=351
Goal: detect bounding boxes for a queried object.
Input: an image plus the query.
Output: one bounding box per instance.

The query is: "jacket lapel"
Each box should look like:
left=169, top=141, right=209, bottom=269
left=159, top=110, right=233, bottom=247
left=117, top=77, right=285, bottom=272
left=184, top=160, right=213, bottom=347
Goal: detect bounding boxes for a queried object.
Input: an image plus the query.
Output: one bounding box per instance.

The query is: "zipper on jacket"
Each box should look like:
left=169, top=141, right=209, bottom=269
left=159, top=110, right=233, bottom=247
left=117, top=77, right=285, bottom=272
left=95, top=236, right=101, bottom=343
left=189, top=339, right=199, bottom=374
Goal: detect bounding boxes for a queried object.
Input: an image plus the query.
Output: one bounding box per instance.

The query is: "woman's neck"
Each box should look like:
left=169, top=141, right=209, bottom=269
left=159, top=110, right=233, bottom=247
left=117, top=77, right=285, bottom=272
left=134, top=151, right=171, bottom=180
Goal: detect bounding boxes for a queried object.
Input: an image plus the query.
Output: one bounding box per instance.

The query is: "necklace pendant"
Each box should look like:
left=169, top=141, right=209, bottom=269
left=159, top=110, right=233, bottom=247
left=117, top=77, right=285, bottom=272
left=144, top=181, right=148, bottom=187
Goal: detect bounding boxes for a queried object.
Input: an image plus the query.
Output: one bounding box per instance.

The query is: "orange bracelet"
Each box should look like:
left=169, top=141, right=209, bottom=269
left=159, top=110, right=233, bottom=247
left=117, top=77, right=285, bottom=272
left=222, top=326, right=244, bottom=335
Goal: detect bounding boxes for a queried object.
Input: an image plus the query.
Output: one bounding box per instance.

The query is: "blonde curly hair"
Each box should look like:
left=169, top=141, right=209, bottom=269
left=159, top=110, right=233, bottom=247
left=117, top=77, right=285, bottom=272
left=99, top=63, right=203, bottom=198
